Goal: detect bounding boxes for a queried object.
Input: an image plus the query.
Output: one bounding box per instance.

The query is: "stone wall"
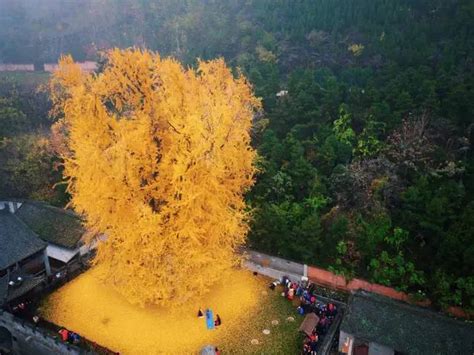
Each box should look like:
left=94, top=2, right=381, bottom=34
left=0, top=62, right=97, bottom=73
left=0, top=64, right=34, bottom=72
left=43, top=61, right=98, bottom=73
left=0, top=310, right=92, bottom=355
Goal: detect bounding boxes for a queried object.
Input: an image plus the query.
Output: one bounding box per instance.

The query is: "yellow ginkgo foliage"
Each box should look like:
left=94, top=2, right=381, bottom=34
left=51, top=49, right=260, bottom=306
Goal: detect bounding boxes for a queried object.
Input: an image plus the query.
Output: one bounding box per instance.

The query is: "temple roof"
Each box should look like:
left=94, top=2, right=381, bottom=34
left=341, top=290, right=474, bottom=354
left=0, top=209, right=47, bottom=270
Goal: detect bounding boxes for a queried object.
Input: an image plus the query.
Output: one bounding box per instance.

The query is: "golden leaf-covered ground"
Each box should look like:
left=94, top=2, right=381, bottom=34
left=40, top=268, right=300, bottom=354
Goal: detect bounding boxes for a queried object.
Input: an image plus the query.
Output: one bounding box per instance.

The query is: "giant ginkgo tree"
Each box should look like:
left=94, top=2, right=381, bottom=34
left=51, top=49, right=260, bottom=306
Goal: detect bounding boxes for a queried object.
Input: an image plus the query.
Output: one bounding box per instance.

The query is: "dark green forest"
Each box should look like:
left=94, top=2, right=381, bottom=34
left=0, top=0, right=473, bottom=312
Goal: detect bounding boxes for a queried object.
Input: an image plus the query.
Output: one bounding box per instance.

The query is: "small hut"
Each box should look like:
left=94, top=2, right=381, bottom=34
left=298, top=313, right=320, bottom=337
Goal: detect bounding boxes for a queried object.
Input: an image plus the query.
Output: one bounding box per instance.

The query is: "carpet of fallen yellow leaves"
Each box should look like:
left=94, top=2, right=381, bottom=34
left=40, top=267, right=267, bottom=354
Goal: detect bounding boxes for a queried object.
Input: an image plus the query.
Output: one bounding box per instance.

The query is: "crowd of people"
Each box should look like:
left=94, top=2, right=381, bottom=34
left=271, top=276, right=339, bottom=355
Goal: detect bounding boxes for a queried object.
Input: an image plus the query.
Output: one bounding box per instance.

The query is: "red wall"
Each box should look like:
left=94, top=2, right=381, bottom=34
left=307, top=264, right=472, bottom=319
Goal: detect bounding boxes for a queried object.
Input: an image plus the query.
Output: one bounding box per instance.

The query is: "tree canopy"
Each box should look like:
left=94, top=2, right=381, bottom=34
left=50, top=49, right=260, bottom=306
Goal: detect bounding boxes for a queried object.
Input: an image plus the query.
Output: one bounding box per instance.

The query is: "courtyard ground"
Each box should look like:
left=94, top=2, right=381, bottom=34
left=39, top=267, right=301, bottom=354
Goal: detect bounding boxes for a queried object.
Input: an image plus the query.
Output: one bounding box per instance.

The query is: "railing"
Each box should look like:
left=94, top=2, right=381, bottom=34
left=318, top=310, right=344, bottom=355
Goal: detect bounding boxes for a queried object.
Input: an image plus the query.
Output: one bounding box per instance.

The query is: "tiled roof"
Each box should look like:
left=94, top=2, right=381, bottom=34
left=15, top=201, right=85, bottom=249
left=0, top=209, right=46, bottom=270
left=341, top=291, right=474, bottom=354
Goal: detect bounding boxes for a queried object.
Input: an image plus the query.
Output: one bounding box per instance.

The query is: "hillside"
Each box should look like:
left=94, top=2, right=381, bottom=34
left=0, top=0, right=473, bottom=312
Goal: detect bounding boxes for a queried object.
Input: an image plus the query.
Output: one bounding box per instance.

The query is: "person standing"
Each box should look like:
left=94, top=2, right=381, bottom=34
left=58, top=328, right=69, bottom=342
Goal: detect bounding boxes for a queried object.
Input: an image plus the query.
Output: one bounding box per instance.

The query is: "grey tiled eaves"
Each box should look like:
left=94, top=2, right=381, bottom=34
left=0, top=209, right=47, bottom=270
left=341, top=290, right=474, bottom=354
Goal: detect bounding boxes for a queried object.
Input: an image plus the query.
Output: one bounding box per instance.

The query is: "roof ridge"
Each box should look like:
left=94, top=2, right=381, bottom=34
left=19, top=200, right=82, bottom=219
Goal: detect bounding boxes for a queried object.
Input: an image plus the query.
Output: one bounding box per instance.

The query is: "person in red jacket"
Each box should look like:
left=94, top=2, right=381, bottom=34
left=58, top=328, right=69, bottom=342
left=287, top=287, right=295, bottom=300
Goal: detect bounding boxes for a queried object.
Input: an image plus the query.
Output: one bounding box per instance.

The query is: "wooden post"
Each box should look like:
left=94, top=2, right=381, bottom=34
left=43, top=249, right=51, bottom=276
